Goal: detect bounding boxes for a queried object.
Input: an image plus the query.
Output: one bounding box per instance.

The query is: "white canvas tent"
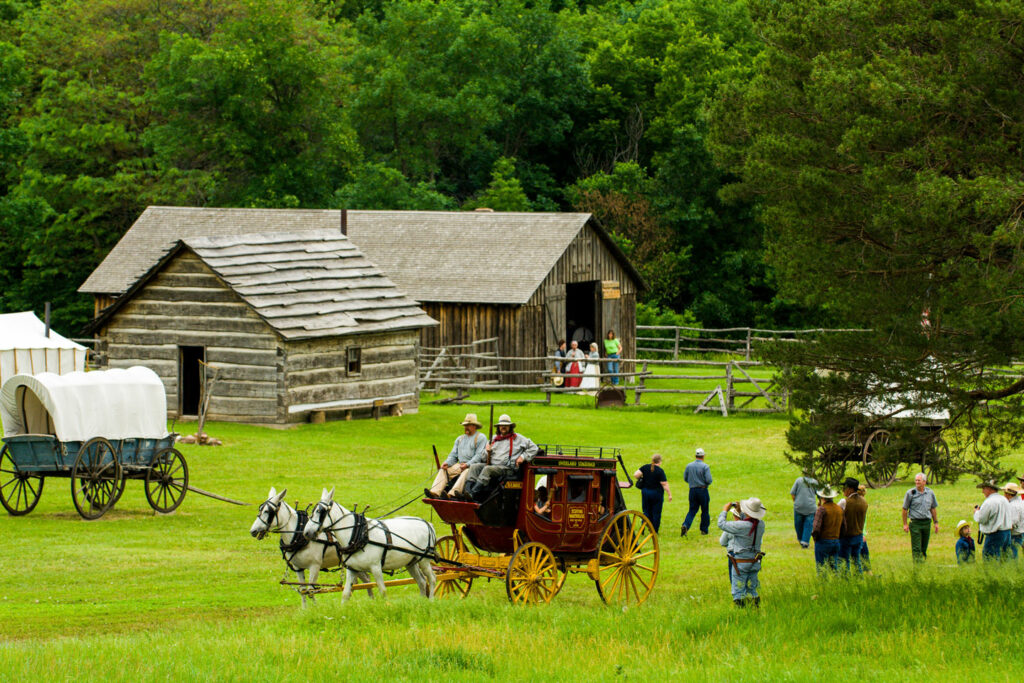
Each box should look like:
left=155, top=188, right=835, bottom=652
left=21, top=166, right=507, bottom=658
left=0, top=367, right=168, bottom=441
left=0, top=311, right=87, bottom=386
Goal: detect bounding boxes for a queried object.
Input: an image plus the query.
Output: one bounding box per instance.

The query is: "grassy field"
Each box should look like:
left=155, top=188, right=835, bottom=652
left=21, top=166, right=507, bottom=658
left=1, top=400, right=1021, bottom=681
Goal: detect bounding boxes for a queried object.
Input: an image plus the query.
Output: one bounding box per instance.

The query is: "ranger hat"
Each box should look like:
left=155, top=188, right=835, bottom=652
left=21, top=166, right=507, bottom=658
left=739, top=497, right=768, bottom=520
left=977, top=479, right=1000, bottom=490
left=816, top=485, right=839, bottom=499
left=461, top=413, right=483, bottom=428
left=496, top=414, right=515, bottom=428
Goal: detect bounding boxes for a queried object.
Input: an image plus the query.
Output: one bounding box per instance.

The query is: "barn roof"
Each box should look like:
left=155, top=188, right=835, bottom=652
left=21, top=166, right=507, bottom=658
left=84, top=230, right=438, bottom=340
left=79, top=207, right=645, bottom=304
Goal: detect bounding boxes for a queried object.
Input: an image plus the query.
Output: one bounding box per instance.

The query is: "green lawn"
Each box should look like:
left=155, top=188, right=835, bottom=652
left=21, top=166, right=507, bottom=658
left=0, top=401, right=1020, bottom=681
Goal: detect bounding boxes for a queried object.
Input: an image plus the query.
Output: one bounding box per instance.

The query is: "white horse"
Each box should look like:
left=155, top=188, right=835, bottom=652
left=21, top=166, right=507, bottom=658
left=249, top=487, right=373, bottom=606
left=302, top=487, right=437, bottom=602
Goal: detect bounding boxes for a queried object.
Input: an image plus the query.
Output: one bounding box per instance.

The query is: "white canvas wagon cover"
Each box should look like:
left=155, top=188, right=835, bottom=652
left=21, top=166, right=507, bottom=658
left=1, top=367, right=168, bottom=442
left=0, top=311, right=87, bottom=386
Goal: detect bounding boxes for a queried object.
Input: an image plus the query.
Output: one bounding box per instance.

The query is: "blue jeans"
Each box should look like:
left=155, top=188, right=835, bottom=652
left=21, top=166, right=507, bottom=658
left=983, top=529, right=1011, bottom=561
left=729, top=557, right=761, bottom=600
left=794, top=511, right=814, bottom=545
left=839, top=534, right=864, bottom=573
left=1012, top=535, right=1023, bottom=559
left=814, top=538, right=841, bottom=573
left=607, top=354, right=620, bottom=385
left=641, top=489, right=664, bottom=533
left=683, top=488, right=710, bottom=534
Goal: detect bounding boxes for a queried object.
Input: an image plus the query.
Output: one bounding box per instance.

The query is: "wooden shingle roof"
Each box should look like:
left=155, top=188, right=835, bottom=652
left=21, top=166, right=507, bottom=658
left=80, top=207, right=644, bottom=304
left=86, top=230, right=437, bottom=340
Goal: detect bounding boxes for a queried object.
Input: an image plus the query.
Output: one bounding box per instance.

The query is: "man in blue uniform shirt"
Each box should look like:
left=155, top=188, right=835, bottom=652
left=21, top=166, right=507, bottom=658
left=681, top=447, right=713, bottom=536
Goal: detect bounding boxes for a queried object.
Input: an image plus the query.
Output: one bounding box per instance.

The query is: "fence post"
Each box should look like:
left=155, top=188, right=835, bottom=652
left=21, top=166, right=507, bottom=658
left=745, top=329, right=752, bottom=361
left=726, top=362, right=735, bottom=411
left=634, top=362, right=647, bottom=405
left=673, top=328, right=680, bottom=360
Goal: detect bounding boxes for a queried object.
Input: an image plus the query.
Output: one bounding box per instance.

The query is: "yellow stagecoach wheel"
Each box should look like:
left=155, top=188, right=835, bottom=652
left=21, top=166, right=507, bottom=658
left=433, top=535, right=473, bottom=599
left=505, top=542, right=560, bottom=605
left=595, top=511, right=659, bottom=606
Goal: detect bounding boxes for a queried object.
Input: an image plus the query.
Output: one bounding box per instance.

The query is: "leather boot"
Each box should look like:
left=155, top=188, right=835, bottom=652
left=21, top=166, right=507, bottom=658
left=680, top=525, right=688, bottom=537
left=753, top=596, right=761, bottom=608
left=733, top=599, right=745, bottom=608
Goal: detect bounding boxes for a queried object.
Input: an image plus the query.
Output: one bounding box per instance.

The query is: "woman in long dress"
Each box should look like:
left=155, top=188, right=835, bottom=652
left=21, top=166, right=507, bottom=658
left=580, top=342, right=601, bottom=393
left=564, top=340, right=585, bottom=388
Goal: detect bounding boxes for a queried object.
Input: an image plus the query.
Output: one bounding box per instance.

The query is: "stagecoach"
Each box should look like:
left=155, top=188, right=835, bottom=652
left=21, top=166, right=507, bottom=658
left=0, top=367, right=188, bottom=519
left=424, top=445, right=659, bottom=605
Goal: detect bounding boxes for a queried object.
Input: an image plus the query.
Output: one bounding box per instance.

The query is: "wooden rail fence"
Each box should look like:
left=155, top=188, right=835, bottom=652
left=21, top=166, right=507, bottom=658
left=636, top=325, right=870, bottom=361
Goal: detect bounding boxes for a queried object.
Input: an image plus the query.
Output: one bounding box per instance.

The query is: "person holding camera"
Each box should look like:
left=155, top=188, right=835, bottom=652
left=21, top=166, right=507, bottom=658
left=717, top=498, right=767, bottom=607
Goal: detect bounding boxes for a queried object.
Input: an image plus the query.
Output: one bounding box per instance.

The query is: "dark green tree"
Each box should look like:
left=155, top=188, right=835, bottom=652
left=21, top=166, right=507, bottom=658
left=709, top=0, right=1024, bottom=482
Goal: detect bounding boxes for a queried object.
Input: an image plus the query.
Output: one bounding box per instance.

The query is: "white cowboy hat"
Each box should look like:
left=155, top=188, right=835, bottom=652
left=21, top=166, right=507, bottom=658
left=496, top=414, right=515, bottom=427
left=739, top=497, right=767, bottom=520
left=1004, top=482, right=1021, bottom=495
left=816, top=485, right=839, bottom=499
left=955, top=519, right=971, bottom=536
left=461, top=413, right=483, bottom=428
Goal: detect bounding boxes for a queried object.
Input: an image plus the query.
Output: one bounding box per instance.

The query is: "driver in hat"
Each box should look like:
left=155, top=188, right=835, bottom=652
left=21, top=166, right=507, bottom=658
left=717, top=497, right=768, bottom=607
left=425, top=413, right=487, bottom=498
left=448, top=413, right=539, bottom=501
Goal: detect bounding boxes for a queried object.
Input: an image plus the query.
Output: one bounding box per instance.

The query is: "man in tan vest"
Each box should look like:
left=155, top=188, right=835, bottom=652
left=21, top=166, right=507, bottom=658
left=811, top=485, right=845, bottom=573
left=425, top=414, right=487, bottom=498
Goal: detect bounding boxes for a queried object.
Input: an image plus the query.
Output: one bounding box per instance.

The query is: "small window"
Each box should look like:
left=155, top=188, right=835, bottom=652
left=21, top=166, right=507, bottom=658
left=347, top=347, right=362, bottom=376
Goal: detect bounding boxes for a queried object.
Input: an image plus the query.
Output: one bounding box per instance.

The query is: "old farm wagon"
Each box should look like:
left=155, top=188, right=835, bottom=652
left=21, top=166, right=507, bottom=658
left=425, top=445, right=659, bottom=605
left=0, top=367, right=188, bottom=518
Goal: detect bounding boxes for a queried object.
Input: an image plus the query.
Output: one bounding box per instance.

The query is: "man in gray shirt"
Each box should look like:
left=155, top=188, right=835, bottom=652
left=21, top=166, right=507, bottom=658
left=681, top=447, right=713, bottom=536
left=790, top=472, right=818, bottom=549
left=901, top=472, right=939, bottom=561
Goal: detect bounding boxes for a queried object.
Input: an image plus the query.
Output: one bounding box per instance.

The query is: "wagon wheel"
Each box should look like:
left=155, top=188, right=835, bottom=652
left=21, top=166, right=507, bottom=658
left=71, top=437, right=123, bottom=520
left=0, top=444, right=44, bottom=516
left=433, top=535, right=473, bottom=599
left=814, top=444, right=846, bottom=486
left=595, top=510, right=659, bottom=607
left=921, top=437, right=949, bottom=485
left=85, top=474, right=125, bottom=509
left=505, top=542, right=560, bottom=605
left=145, top=448, right=189, bottom=514
left=861, top=429, right=898, bottom=489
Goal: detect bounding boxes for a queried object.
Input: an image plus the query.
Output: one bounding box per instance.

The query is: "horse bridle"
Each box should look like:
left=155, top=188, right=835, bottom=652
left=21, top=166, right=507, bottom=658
left=255, top=499, right=283, bottom=539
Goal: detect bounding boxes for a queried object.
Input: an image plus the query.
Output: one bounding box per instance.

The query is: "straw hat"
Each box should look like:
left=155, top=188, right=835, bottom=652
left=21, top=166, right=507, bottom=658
left=552, top=375, right=564, bottom=387
left=816, top=485, right=839, bottom=499
left=496, top=414, right=515, bottom=427
left=1004, top=482, right=1021, bottom=495
left=955, top=519, right=971, bottom=536
left=739, top=497, right=768, bottom=520
left=460, top=413, right=483, bottom=428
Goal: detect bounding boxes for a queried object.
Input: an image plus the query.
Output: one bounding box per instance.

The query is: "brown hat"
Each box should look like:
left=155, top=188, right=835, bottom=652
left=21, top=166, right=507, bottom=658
left=460, top=413, right=483, bottom=428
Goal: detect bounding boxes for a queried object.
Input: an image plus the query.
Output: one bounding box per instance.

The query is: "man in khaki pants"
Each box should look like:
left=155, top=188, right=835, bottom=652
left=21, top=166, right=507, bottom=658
left=425, top=414, right=487, bottom=498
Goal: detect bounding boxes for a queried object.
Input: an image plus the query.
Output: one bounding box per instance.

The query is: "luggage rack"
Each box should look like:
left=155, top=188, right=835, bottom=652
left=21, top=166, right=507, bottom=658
left=536, top=444, right=621, bottom=459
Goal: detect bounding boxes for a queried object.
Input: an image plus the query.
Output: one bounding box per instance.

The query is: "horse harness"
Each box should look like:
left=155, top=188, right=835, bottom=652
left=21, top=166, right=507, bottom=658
left=313, top=502, right=440, bottom=569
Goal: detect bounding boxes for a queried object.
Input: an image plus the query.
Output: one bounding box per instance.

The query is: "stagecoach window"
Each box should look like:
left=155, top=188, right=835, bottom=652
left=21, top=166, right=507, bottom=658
left=347, top=347, right=361, bottom=376
left=568, top=478, right=589, bottom=503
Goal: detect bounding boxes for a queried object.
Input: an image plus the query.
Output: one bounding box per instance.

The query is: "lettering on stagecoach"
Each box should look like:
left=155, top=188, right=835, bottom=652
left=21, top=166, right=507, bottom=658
left=556, top=460, right=596, bottom=467
left=503, top=481, right=523, bottom=489
left=567, top=505, right=586, bottom=530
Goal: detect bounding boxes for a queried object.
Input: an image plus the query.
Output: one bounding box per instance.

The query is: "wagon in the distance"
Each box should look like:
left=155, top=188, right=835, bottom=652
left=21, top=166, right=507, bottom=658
left=424, top=445, right=659, bottom=605
left=0, top=366, right=188, bottom=519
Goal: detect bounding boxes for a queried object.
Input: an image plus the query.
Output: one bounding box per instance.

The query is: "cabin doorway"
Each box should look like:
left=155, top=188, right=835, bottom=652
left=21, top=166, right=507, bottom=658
left=566, top=281, right=600, bottom=351
left=178, top=345, right=205, bottom=417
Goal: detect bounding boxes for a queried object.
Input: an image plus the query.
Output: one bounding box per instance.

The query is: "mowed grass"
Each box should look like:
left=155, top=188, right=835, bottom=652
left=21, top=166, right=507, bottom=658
left=0, top=401, right=1021, bottom=681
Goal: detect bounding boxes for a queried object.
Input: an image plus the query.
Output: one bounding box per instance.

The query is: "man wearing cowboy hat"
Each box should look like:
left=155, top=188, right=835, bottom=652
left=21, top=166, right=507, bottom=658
left=974, top=480, right=1013, bottom=561
left=811, top=485, right=845, bottom=573
left=448, top=414, right=538, bottom=502
left=717, top=497, right=767, bottom=607
left=425, top=413, right=488, bottom=498
left=1005, top=482, right=1024, bottom=558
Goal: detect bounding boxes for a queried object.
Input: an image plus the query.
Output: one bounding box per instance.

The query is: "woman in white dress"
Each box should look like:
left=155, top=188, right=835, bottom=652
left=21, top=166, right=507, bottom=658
left=580, top=342, right=601, bottom=393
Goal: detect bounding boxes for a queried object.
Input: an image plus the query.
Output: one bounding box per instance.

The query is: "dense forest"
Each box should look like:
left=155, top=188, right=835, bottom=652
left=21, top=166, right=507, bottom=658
left=0, top=0, right=824, bottom=332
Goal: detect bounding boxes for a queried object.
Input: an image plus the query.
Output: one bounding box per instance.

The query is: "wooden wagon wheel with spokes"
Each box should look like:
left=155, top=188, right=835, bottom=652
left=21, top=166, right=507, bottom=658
left=861, top=429, right=898, bottom=489
left=595, top=510, right=659, bottom=606
left=71, top=437, right=123, bottom=520
left=145, top=448, right=189, bottom=513
left=433, top=535, right=473, bottom=599
left=506, top=542, right=560, bottom=605
left=814, top=444, right=847, bottom=486
left=0, top=444, right=44, bottom=516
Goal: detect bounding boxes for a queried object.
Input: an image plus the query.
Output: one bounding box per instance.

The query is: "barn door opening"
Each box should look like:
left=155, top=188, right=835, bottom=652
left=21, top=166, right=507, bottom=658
left=566, top=281, right=599, bottom=351
left=179, top=345, right=205, bottom=417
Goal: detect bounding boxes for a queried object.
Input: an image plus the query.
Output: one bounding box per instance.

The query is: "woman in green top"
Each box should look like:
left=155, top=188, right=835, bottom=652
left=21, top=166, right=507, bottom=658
left=603, top=330, right=622, bottom=385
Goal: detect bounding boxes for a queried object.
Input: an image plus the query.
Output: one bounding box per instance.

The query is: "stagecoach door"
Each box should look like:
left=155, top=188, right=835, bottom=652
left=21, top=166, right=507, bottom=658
left=178, top=345, right=205, bottom=417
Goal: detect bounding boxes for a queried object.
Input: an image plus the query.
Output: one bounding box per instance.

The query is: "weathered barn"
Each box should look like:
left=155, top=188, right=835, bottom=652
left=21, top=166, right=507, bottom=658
left=83, top=229, right=436, bottom=423
left=81, top=207, right=645, bottom=382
